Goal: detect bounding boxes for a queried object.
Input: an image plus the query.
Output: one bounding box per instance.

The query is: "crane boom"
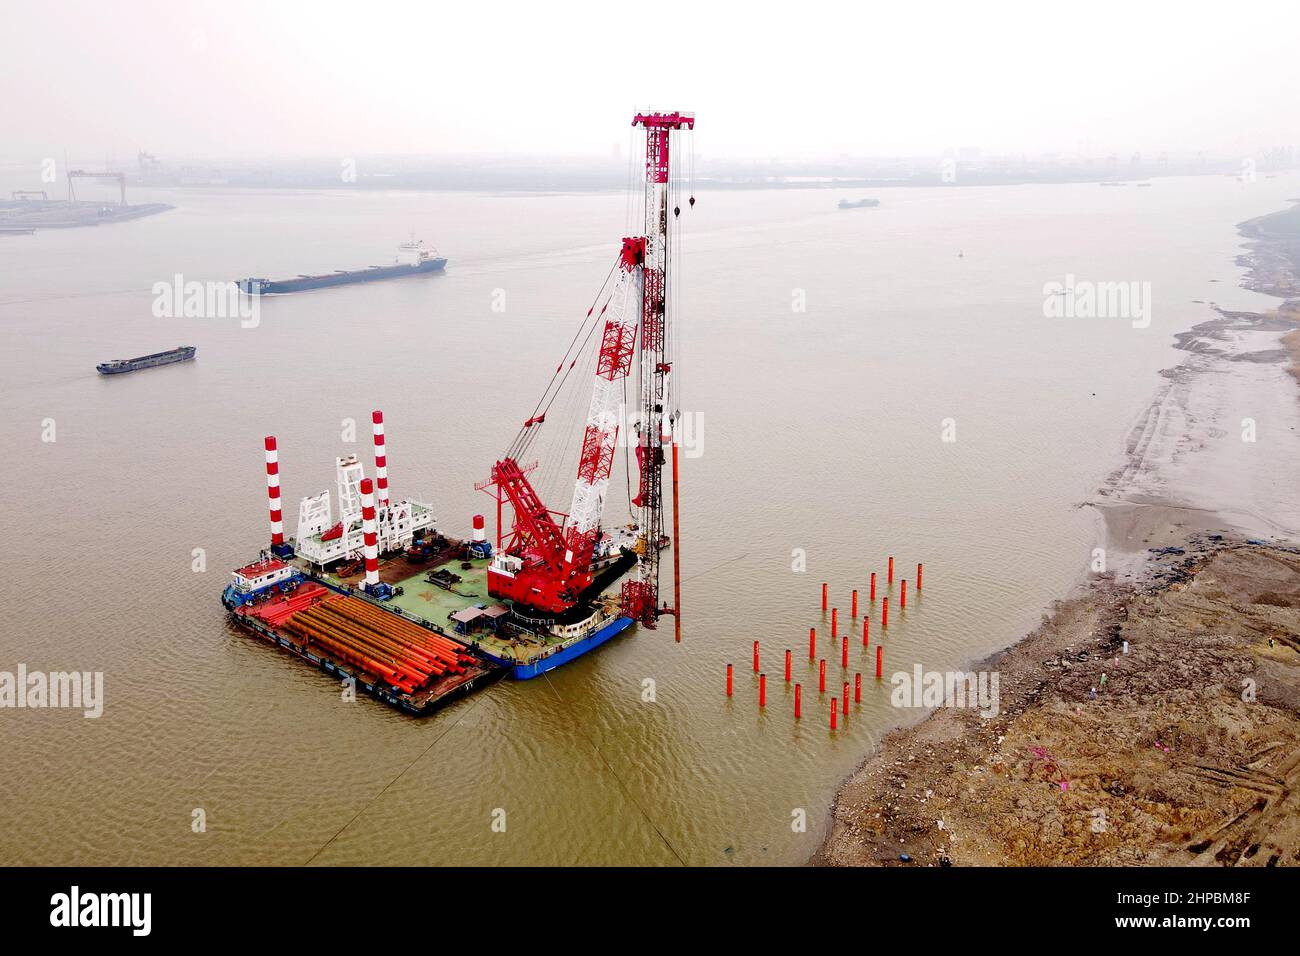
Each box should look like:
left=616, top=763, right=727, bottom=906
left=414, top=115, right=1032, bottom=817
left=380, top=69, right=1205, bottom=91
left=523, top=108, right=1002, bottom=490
left=621, top=110, right=694, bottom=632
left=484, top=110, right=693, bottom=635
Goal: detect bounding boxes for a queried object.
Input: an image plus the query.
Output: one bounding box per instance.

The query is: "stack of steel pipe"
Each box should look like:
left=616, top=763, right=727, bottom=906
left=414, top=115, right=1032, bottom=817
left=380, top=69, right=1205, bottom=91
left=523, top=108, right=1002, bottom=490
left=248, top=583, right=329, bottom=628
left=280, top=596, right=475, bottom=692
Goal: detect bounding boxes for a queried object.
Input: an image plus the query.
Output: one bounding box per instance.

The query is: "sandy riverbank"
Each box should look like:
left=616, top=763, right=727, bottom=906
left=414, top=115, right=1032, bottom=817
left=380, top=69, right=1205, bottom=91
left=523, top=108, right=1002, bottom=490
left=817, top=201, right=1300, bottom=867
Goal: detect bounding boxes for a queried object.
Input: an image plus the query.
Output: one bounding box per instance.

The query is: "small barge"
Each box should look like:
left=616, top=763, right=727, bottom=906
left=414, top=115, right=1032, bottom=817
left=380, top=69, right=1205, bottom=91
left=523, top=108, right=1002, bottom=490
left=97, top=345, right=195, bottom=375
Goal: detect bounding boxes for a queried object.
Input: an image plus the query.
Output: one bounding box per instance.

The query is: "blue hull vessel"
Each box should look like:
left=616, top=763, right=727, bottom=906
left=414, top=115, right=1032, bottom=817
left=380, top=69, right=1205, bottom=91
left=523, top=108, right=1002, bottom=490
left=239, top=238, right=446, bottom=295
left=481, top=616, right=635, bottom=679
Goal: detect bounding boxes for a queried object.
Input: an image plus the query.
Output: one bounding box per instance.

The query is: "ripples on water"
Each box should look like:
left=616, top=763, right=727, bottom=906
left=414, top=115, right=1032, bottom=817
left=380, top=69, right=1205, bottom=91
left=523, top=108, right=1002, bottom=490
left=1, top=175, right=1296, bottom=864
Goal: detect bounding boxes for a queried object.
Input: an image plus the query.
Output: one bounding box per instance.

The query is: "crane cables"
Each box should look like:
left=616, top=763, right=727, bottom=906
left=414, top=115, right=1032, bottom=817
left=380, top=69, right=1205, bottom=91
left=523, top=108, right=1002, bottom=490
left=504, top=253, right=622, bottom=463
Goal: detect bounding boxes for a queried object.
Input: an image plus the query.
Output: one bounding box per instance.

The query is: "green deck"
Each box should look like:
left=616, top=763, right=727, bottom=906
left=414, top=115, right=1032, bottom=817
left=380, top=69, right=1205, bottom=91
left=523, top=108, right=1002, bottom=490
left=302, top=549, right=610, bottom=665
left=386, top=558, right=569, bottom=662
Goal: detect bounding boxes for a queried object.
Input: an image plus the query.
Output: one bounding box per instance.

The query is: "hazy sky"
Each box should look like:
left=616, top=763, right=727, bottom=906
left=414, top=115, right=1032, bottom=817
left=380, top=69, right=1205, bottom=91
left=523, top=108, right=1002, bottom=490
left=4, top=0, right=1298, bottom=163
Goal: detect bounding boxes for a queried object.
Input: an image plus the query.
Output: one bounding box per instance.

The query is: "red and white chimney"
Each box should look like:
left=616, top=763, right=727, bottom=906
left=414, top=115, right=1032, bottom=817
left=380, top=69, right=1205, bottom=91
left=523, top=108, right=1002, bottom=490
left=472, top=514, right=486, bottom=543
left=360, top=477, right=380, bottom=590
left=264, top=436, right=284, bottom=546
left=372, top=410, right=389, bottom=508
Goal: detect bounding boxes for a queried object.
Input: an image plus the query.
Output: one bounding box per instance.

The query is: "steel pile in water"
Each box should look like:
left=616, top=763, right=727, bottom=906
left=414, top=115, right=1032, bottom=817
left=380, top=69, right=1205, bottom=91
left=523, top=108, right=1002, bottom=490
left=281, top=595, right=476, bottom=693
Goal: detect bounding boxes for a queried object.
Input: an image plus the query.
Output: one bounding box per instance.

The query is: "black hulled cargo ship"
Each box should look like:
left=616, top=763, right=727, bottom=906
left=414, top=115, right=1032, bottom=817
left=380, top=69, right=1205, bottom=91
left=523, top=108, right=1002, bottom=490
left=96, top=345, right=196, bottom=375
left=238, top=239, right=446, bottom=295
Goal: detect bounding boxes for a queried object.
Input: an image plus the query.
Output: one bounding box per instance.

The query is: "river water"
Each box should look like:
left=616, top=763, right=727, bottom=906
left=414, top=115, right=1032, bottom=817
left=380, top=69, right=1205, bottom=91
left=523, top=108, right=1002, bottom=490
left=1, top=172, right=1296, bottom=865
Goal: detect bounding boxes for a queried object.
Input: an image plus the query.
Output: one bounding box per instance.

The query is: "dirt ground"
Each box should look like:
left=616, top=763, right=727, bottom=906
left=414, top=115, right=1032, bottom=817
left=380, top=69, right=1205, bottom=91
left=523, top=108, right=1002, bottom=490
left=815, top=543, right=1300, bottom=867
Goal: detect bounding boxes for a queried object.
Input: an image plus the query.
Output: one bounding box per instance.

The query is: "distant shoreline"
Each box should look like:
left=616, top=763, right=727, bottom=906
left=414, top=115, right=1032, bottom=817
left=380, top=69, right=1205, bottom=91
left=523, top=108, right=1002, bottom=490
left=815, top=201, right=1300, bottom=867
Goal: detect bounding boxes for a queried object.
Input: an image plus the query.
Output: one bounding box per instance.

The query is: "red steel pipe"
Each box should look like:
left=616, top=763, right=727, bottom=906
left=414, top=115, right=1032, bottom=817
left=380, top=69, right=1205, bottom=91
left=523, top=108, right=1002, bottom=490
left=852, top=589, right=858, bottom=617
left=841, top=636, right=849, bottom=668
left=821, top=582, right=827, bottom=611
left=876, top=645, right=883, bottom=679
left=870, top=572, right=876, bottom=601
left=784, top=649, right=792, bottom=682
left=809, top=627, right=816, bottom=660
left=753, top=640, right=760, bottom=673
left=795, top=683, right=802, bottom=718
left=863, top=617, right=870, bottom=648
left=831, top=607, right=838, bottom=639
left=831, top=698, right=838, bottom=730
left=855, top=672, right=862, bottom=702
left=726, top=663, right=733, bottom=697
left=883, top=597, right=889, bottom=629
left=759, top=673, right=766, bottom=708
left=917, top=562, right=923, bottom=591
left=819, top=659, right=826, bottom=692
left=901, top=579, right=907, bottom=608
left=888, top=556, right=894, bottom=584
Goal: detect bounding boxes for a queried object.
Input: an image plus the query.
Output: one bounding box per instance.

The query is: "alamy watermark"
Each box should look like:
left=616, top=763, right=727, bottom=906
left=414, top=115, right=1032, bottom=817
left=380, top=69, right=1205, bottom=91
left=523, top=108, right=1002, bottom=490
left=891, top=664, right=999, bottom=718
left=0, top=665, right=103, bottom=718
left=1042, top=274, right=1151, bottom=329
left=152, top=274, right=260, bottom=328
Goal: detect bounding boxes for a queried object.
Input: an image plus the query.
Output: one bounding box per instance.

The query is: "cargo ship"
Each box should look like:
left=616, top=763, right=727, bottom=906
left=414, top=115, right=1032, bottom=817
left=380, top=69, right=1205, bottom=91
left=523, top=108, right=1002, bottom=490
left=237, top=239, right=446, bottom=295
left=838, top=198, right=880, bottom=209
left=222, top=111, right=694, bottom=714
left=97, top=345, right=195, bottom=375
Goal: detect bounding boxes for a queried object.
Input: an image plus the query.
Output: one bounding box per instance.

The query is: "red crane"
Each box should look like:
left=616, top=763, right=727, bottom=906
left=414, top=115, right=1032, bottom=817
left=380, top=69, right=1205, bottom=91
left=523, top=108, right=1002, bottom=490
left=483, top=110, right=693, bottom=640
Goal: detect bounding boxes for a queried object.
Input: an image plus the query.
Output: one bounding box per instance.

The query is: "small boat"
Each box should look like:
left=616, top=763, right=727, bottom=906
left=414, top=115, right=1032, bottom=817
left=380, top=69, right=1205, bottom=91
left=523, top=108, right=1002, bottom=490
left=96, top=346, right=196, bottom=375
left=838, top=198, right=880, bottom=210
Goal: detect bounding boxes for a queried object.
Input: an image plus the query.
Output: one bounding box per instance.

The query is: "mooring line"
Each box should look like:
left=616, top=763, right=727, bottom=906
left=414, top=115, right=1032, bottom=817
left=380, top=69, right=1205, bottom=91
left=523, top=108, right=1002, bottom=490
left=542, top=670, right=687, bottom=866
left=303, top=693, right=488, bottom=865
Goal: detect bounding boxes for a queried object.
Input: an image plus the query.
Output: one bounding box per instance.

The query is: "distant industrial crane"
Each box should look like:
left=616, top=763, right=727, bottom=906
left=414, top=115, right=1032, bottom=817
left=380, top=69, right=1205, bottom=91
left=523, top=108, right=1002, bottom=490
left=67, top=170, right=126, bottom=206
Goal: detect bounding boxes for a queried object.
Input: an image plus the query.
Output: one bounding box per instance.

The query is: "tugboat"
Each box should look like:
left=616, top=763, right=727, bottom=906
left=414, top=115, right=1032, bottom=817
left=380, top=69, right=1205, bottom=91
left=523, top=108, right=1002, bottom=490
left=96, top=346, right=196, bottom=375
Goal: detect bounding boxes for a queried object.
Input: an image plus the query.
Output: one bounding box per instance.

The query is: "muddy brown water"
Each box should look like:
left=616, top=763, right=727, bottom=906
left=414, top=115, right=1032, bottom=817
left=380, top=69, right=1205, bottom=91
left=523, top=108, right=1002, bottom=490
left=1, top=175, right=1297, bottom=864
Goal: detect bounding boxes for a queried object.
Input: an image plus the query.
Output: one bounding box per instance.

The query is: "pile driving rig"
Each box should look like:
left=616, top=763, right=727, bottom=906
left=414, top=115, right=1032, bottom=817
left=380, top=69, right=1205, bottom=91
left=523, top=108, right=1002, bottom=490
left=482, top=110, right=693, bottom=643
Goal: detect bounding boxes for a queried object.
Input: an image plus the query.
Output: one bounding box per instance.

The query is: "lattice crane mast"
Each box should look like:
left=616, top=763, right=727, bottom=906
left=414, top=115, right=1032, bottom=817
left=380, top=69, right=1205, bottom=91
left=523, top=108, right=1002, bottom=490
left=484, top=110, right=693, bottom=640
